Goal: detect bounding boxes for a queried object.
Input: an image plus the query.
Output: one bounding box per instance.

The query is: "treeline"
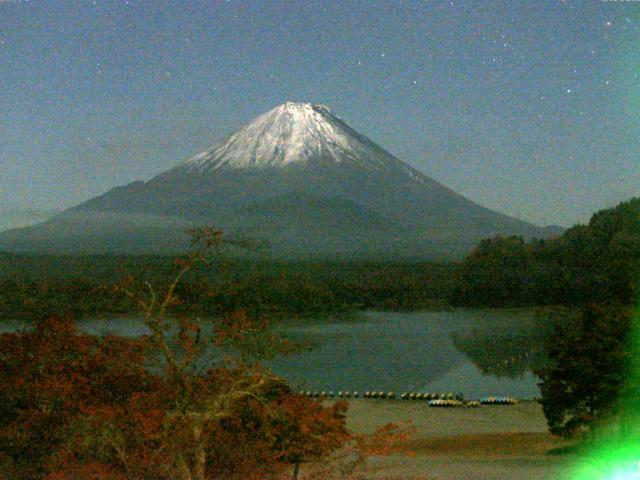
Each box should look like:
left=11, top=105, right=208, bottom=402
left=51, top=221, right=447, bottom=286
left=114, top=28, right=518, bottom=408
left=0, top=257, right=455, bottom=321
left=451, top=197, right=640, bottom=307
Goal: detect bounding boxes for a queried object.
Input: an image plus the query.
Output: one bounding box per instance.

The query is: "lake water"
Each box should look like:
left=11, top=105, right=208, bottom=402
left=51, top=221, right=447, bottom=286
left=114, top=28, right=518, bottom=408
left=1, top=309, right=549, bottom=400
left=267, top=309, right=547, bottom=399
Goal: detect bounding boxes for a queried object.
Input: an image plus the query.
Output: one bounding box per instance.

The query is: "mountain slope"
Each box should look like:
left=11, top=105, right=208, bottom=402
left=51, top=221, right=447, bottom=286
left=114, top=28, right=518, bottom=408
left=0, top=102, right=560, bottom=258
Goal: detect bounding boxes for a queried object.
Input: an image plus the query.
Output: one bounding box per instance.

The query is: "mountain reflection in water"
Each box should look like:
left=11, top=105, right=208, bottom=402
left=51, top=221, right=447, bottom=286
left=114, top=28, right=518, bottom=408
left=267, top=309, right=552, bottom=399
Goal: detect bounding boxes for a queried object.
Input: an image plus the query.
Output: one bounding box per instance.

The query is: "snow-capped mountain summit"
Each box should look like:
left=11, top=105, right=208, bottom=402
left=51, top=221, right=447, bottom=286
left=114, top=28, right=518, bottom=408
left=181, top=101, right=418, bottom=177
left=0, top=102, right=562, bottom=257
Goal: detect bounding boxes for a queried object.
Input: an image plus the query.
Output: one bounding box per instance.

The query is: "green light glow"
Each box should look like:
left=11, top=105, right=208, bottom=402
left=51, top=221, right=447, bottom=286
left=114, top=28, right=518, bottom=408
left=570, top=443, right=640, bottom=479
left=568, top=306, right=640, bottom=479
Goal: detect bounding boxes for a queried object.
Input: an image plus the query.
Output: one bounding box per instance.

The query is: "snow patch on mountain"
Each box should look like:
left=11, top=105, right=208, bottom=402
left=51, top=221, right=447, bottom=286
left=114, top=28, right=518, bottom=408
left=181, top=102, right=425, bottom=182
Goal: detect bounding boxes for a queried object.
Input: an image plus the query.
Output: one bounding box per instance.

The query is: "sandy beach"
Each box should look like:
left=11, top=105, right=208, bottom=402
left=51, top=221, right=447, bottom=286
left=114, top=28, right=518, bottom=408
left=312, top=399, right=578, bottom=479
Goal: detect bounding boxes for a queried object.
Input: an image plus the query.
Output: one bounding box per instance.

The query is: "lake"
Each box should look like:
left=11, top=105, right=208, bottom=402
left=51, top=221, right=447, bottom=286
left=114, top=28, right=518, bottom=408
left=1, top=309, right=549, bottom=400
left=267, top=309, right=548, bottom=399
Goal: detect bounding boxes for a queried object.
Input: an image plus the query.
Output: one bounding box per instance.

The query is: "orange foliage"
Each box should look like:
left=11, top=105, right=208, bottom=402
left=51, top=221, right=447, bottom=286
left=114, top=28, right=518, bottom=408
left=0, top=315, right=350, bottom=479
left=0, top=230, right=365, bottom=479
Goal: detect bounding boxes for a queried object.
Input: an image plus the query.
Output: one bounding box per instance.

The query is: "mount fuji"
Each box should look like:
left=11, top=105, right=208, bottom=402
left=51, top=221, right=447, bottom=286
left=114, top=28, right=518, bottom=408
left=0, top=102, right=561, bottom=258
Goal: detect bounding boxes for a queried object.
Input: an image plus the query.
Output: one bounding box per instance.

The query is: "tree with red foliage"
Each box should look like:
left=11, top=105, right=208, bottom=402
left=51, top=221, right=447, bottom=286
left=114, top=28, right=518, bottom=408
left=0, top=228, right=418, bottom=479
left=267, top=394, right=350, bottom=478
left=0, top=228, right=353, bottom=480
left=0, top=315, right=161, bottom=479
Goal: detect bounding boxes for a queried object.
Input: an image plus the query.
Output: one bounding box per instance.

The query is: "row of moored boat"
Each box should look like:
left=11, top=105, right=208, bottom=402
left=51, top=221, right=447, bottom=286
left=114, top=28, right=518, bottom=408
left=297, top=390, right=519, bottom=406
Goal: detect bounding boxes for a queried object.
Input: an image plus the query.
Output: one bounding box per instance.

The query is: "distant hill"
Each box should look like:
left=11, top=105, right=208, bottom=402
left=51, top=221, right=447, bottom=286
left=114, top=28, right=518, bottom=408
left=0, top=102, right=561, bottom=259
left=0, top=209, right=57, bottom=233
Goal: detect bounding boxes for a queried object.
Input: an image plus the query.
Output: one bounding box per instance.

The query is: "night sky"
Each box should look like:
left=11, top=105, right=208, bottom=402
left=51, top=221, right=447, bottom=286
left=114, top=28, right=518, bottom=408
left=1, top=0, right=638, bottom=227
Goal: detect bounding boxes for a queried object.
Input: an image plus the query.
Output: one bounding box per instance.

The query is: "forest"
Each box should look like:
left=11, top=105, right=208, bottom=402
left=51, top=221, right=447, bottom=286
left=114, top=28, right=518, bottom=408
left=450, top=197, right=640, bottom=308
left=0, top=255, right=454, bottom=322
